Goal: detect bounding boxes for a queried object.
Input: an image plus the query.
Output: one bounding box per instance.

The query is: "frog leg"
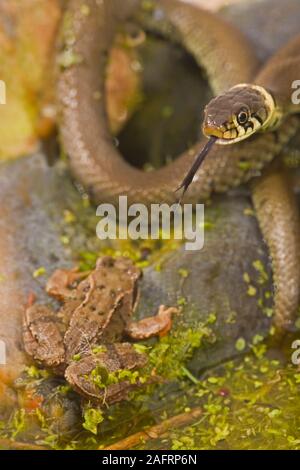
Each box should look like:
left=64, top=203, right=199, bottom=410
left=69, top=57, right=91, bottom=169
left=251, top=164, right=300, bottom=333
left=23, top=304, right=65, bottom=369
left=46, top=267, right=90, bottom=301
left=65, top=343, right=148, bottom=404
left=125, top=306, right=178, bottom=340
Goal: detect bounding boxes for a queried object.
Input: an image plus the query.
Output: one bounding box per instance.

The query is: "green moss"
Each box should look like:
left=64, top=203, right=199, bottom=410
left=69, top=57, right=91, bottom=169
left=238, top=161, right=252, bottom=171
left=247, top=285, right=257, bottom=297
left=32, top=266, right=46, bottom=278
left=225, top=311, right=237, bottom=324
left=263, top=307, right=274, bottom=318
left=91, top=345, right=107, bottom=355
left=145, top=325, right=213, bottom=381
left=252, top=260, right=269, bottom=284
left=82, top=408, right=104, bottom=435
left=25, top=365, right=49, bottom=380
left=235, top=337, right=246, bottom=352
left=203, top=221, right=215, bottom=231
left=56, top=384, right=72, bottom=396
left=63, top=210, right=76, bottom=224
left=89, top=365, right=143, bottom=390
left=178, top=268, right=189, bottom=279
left=252, top=334, right=264, bottom=346
left=35, top=408, right=47, bottom=429
left=133, top=344, right=150, bottom=355
left=163, top=355, right=300, bottom=450
left=207, top=313, right=217, bottom=324
left=72, top=353, right=82, bottom=362
left=181, top=366, right=200, bottom=385
left=177, top=296, right=187, bottom=307
left=10, top=409, right=26, bottom=439
left=60, top=235, right=70, bottom=245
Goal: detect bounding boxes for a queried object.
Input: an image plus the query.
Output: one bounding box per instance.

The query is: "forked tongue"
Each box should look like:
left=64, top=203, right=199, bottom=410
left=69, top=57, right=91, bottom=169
left=176, top=136, right=217, bottom=203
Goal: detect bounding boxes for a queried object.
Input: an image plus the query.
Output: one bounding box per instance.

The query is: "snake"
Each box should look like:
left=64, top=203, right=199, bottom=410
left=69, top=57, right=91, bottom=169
left=58, top=0, right=300, bottom=333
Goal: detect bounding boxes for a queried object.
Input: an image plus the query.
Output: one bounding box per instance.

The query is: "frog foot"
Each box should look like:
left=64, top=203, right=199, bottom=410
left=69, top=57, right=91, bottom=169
left=125, top=305, right=179, bottom=340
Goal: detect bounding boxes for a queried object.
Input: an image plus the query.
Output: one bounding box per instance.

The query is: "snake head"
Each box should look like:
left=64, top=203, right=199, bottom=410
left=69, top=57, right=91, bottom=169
left=177, top=84, right=277, bottom=197
left=203, top=84, right=276, bottom=144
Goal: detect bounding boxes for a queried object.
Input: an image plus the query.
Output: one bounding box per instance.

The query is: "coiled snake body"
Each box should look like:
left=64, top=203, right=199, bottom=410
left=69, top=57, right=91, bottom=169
left=58, top=0, right=300, bottom=332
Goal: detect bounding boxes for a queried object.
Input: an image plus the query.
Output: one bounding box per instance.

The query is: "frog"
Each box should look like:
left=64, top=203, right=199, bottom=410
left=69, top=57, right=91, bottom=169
left=23, top=256, right=178, bottom=405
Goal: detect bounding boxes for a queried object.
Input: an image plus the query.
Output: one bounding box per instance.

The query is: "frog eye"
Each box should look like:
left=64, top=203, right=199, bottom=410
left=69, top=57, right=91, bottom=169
left=237, top=109, right=249, bottom=125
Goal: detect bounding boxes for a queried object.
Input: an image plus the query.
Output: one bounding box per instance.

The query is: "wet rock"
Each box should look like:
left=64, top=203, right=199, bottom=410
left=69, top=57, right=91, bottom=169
left=137, top=193, right=273, bottom=375
left=0, top=154, right=69, bottom=414
left=0, top=153, right=102, bottom=417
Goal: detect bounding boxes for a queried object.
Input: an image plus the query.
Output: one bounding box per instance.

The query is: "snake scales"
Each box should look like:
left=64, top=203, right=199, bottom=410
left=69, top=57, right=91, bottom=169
left=58, top=0, right=300, bottom=333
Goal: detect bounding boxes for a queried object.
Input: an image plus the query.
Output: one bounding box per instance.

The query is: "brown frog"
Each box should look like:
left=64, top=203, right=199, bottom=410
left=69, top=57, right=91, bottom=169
left=23, top=256, right=177, bottom=405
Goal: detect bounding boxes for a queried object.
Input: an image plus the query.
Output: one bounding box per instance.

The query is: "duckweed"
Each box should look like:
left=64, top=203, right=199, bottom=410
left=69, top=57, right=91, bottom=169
left=83, top=408, right=104, bottom=435
left=235, top=338, right=246, bottom=352
left=32, top=267, right=46, bottom=278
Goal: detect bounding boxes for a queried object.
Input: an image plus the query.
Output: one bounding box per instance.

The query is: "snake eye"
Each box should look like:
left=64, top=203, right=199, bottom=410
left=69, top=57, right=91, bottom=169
left=237, top=110, right=249, bottom=125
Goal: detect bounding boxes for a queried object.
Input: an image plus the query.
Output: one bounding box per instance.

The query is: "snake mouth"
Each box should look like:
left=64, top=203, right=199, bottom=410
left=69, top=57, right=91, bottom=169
left=203, top=126, right=256, bottom=145
left=215, top=137, right=234, bottom=145
left=203, top=126, right=235, bottom=145
left=216, top=136, right=246, bottom=145
left=215, top=132, right=260, bottom=145
left=203, top=126, right=224, bottom=139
